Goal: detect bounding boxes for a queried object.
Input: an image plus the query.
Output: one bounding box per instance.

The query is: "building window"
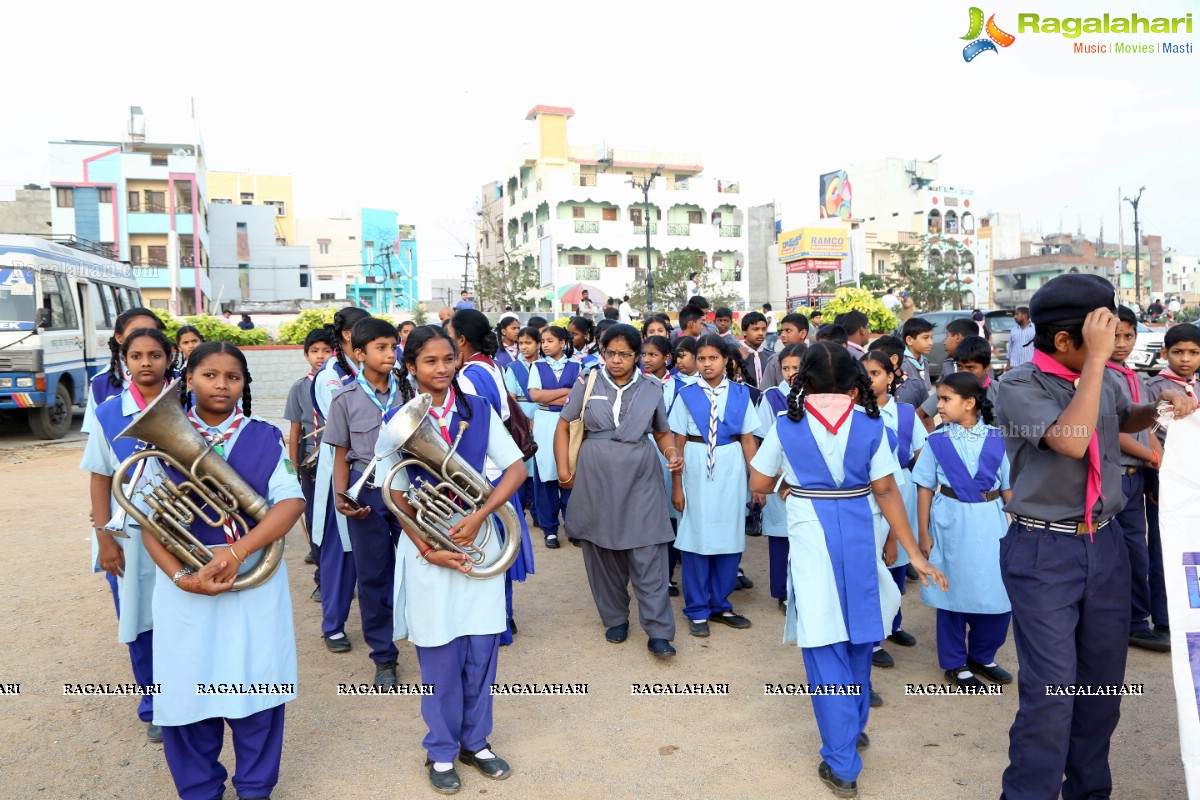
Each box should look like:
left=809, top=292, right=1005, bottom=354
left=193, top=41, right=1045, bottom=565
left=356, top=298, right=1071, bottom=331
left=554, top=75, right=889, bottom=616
left=130, top=245, right=142, bottom=265
left=568, top=254, right=589, bottom=266
left=151, top=154, right=168, bottom=166
left=127, top=191, right=140, bottom=212
left=687, top=210, right=703, bottom=225
left=148, top=245, right=167, bottom=266
left=572, top=206, right=585, bottom=219
left=97, top=188, right=112, bottom=204
left=145, top=190, right=166, bottom=213
left=629, top=208, right=643, bottom=225
left=264, top=200, right=286, bottom=216
left=602, top=207, right=617, bottom=222
left=927, top=209, right=942, bottom=235
left=211, top=198, right=233, bottom=205
left=605, top=253, right=618, bottom=268
left=240, top=193, right=254, bottom=205
left=627, top=253, right=640, bottom=269
left=300, top=273, right=310, bottom=288
left=56, top=187, right=74, bottom=208
left=319, top=241, right=330, bottom=255
left=876, top=258, right=885, bottom=274
left=276, top=237, right=287, bottom=246
left=365, top=241, right=375, bottom=265
left=320, top=292, right=335, bottom=301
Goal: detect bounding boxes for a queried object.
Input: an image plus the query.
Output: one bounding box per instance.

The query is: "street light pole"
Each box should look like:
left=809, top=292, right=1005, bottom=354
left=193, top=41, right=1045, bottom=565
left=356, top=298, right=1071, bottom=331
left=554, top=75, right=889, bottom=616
left=630, top=168, right=662, bottom=316
left=1123, top=186, right=1145, bottom=305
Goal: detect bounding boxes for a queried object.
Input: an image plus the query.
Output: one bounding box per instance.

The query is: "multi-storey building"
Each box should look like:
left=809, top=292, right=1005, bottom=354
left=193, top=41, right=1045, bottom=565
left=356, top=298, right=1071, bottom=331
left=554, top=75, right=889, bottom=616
left=207, top=172, right=296, bottom=245
left=207, top=204, right=311, bottom=304
left=1163, top=249, right=1199, bottom=304
left=482, top=105, right=749, bottom=314
left=295, top=209, right=417, bottom=309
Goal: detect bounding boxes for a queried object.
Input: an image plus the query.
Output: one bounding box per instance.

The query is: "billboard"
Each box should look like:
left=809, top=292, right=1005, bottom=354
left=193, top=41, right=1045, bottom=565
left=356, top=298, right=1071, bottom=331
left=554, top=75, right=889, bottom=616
left=777, top=227, right=851, bottom=263
left=819, top=170, right=852, bottom=221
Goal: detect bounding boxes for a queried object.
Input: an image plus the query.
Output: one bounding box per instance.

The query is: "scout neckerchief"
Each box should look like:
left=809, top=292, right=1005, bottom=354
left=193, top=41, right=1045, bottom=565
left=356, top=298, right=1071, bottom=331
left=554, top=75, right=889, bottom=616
left=903, top=349, right=927, bottom=383
left=1158, top=367, right=1198, bottom=398
left=1031, top=350, right=1103, bottom=532
left=306, top=369, right=320, bottom=432
left=355, top=369, right=397, bottom=417
left=128, top=379, right=167, bottom=411
left=805, top=394, right=854, bottom=434
left=186, top=407, right=247, bottom=543
left=600, top=366, right=639, bottom=423
left=427, top=386, right=457, bottom=445
left=702, top=378, right=728, bottom=479
left=1105, top=361, right=1141, bottom=402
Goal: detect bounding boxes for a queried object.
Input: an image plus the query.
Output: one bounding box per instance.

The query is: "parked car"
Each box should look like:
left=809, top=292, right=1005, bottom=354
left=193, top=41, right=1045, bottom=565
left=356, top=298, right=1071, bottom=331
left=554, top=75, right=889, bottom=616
left=1127, top=322, right=1165, bottom=373
left=902, top=309, right=1017, bottom=380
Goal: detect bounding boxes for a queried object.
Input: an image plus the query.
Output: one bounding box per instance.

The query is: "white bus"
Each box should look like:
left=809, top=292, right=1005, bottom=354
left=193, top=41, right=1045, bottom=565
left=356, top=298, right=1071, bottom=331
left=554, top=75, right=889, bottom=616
left=0, top=235, right=144, bottom=438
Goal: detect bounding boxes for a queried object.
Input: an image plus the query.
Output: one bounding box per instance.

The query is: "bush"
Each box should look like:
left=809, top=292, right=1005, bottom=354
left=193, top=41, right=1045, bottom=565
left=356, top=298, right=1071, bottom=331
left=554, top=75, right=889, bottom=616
left=821, top=287, right=897, bottom=333
left=152, top=310, right=270, bottom=347
left=276, top=308, right=336, bottom=345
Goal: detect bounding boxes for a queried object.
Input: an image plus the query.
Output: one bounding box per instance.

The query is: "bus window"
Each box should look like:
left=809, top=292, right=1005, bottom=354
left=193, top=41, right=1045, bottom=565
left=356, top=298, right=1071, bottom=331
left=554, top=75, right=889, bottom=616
left=39, top=272, right=78, bottom=330
left=107, top=284, right=126, bottom=314
left=88, top=283, right=111, bottom=328
left=120, top=287, right=138, bottom=311
left=0, top=267, right=36, bottom=328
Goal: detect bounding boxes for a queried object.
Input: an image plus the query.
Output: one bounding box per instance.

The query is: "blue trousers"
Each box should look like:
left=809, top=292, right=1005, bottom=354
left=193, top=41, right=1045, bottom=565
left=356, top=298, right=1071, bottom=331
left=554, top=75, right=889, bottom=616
left=999, top=520, right=1130, bottom=800
left=346, top=471, right=401, bottom=665
left=105, top=572, right=154, bottom=722
left=415, top=634, right=501, bottom=763
left=300, top=471, right=319, bottom=586
left=668, top=518, right=680, bottom=580
left=161, top=705, right=285, bottom=800
left=1117, top=470, right=1152, bottom=633
left=318, top=492, right=357, bottom=638
left=501, top=575, right=514, bottom=646
left=1144, top=468, right=1169, bottom=627
left=519, top=476, right=534, bottom=514
left=533, top=479, right=571, bottom=537
left=768, top=536, right=789, bottom=600
left=680, top=551, right=740, bottom=620
left=935, top=609, right=1010, bottom=671
left=801, top=640, right=873, bottom=783
left=888, top=564, right=907, bottom=633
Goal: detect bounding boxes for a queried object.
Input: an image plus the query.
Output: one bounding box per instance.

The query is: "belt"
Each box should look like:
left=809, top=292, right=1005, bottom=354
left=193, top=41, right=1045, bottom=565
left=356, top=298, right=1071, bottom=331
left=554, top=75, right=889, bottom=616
left=939, top=485, right=1002, bottom=503
left=791, top=486, right=871, bottom=499
left=537, top=404, right=564, bottom=412
left=684, top=435, right=736, bottom=445
left=1123, top=466, right=1140, bottom=476
left=585, top=430, right=614, bottom=440
left=1015, top=515, right=1111, bottom=536
left=351, top=459, right=376, bottom=475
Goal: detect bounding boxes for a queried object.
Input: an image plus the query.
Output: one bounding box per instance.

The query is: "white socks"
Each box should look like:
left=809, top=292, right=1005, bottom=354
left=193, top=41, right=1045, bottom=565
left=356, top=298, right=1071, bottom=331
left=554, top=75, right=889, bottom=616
left=433, top=762, right=454, bottom=772
left=957, top=670, right=973, bottom=680
left=475, top=748, right=496, bottom=760
left=327, top=632, right=346, bottom=640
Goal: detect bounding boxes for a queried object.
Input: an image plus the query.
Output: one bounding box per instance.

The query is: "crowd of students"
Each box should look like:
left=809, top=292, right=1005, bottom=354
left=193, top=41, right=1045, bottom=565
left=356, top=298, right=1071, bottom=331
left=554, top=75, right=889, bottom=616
left=77, top=279, right=1200, bottom=798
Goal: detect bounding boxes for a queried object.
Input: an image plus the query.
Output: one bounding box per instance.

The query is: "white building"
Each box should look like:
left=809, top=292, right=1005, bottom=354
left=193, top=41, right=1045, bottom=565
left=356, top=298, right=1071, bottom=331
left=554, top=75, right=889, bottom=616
left=1163, top=249, right=1200, bottom=303
left=295, top=214, right=360, bottom=302
left=482, top=105, right=750, bottom=314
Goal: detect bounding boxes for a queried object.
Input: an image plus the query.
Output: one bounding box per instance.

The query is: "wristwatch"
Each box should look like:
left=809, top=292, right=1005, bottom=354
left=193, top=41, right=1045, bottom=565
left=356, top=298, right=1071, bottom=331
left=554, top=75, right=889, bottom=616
left=172, top=568, right=193, bottom=585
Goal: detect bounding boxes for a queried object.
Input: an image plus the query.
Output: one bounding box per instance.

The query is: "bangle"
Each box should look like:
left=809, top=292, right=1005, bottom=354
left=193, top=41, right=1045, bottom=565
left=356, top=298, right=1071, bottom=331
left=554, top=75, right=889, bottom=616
left=417, top=545, right=434, bottom=560
left=172, top=568, right=192, bottom=585
left=229, top=546, right=244, bottom=564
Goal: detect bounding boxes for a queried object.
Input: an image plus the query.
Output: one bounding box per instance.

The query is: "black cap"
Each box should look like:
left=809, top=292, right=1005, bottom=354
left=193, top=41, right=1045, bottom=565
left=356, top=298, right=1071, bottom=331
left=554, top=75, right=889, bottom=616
left=1028, top=273, right=1118, bottom=325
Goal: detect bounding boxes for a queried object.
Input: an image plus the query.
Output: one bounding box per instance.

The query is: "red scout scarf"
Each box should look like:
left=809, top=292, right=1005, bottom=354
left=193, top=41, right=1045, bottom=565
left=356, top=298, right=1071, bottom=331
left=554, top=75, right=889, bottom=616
left=1032, top=350, right=1102, bottom=531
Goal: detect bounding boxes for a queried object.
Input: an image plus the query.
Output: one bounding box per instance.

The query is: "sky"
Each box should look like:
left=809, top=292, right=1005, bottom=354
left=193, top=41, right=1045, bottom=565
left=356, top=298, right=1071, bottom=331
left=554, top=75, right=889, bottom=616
left=3, top=0, right=1198, bottom=285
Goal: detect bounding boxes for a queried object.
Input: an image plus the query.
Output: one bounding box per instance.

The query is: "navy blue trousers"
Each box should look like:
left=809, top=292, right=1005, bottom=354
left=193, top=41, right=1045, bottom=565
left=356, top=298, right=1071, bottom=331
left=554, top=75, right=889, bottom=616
left=935, top=609, right=1010, bottom=671
left=1144, top=468, right=1170, bottom=627
left=1117, top=470, right=1152, bottom=633
left=533, top=479, right=571, bottom=537
left=999, top=520, right=1130, bottom=800
left=768, top=536, right=789, bottom=600
left=318, top=492, right=357, bottom=638
left=888, top=564, right=907, bottom=633
left=161, top=705, right=285, bottom=800
left=680, top=551, right=740, bottom=620
left=801, top=641, right=873, bottom=783
left=105, top=572, right=153, bottom=722
left=300, top=471, right=319, bottom=586
left=415, top=634, right=501, bottom=763
left=346, top=470, right=401, bottom=665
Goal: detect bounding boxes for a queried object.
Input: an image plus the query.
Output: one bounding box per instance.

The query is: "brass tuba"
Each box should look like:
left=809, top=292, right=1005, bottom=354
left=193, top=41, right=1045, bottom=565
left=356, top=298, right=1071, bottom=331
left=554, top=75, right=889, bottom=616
left=378, top=393, right=522, bottom=580
left=111, top=378, right=284, bottom=591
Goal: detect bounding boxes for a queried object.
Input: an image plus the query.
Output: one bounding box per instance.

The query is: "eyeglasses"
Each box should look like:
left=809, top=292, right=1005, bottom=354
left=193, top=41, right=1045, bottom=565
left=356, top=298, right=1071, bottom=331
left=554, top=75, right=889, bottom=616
left=602, top=350, right=636, bottom=361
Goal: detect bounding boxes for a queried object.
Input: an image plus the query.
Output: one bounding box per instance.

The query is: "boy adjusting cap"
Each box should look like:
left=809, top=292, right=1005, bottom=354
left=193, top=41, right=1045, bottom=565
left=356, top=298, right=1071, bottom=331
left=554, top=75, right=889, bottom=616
left=1028, top=274, right=1118, bottom=324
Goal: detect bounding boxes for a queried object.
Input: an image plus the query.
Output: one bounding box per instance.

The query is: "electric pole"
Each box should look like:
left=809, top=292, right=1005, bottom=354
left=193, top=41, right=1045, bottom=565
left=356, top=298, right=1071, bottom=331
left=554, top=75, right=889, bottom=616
left=455, top=245, right=472, bottom=300
left=1124, top=187, right=1145, bottom=305
left=629, top=167, right=662, bottom=316
left=380, top=244, right=394, bottom=312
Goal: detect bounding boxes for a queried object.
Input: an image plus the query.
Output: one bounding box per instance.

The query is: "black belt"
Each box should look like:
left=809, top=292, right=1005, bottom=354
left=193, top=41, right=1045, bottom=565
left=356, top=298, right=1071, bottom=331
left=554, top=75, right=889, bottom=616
left=939, top=485, right=1002, bottom=503
left=1015, top=516, right=1111, bottom=536
left=791, top=486, right=871, bottom=499
left=351, top=459, right=376, bottom=474
left=537, top=404, right=563, bottom=412
left=685, top=435, right=735, bottom=445
left=585, top=430, right=614, bottom=440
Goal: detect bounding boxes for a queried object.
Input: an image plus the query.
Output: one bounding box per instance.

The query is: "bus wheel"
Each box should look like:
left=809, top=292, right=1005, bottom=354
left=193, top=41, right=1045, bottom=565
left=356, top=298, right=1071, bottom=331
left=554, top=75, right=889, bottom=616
left=29, top=382, right=73, bottom=439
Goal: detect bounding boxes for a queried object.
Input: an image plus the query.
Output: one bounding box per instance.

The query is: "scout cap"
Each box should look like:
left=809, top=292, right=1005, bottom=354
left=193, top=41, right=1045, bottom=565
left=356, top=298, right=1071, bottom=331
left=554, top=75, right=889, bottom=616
left=1028, top=274, right=1118, bottom=325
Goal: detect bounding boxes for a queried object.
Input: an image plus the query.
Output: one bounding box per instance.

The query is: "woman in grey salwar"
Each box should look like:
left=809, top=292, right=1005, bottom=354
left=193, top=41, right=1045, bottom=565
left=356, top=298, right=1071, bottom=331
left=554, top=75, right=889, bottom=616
left=554, top=324, right=684, bottom=658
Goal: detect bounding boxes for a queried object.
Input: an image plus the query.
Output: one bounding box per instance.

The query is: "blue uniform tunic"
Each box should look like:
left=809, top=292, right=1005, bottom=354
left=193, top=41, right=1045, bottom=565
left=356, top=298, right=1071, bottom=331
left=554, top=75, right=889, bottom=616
left=310, top=358, right=355, bottom=549
left=877, top=398, right=924, bottom=568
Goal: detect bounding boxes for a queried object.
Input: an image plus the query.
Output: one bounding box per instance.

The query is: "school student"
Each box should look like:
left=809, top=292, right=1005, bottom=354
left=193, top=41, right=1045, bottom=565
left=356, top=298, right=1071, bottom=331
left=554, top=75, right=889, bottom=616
left=642, top=335, right=683, bottom=590
left=326, top=318, right=407, bottom=686
left=749, top=343, right=947, bottom=799
left=527, top=325, right=580, bottom=547
left=994, top=275, right=1196, bottom=800
left=284, top=328, right=335, bottom=598
left=1142, top=321, right=1200, bottom=648
left=713, top=307, right=737, bottom=344
left=81, top=327, right=173, bottom=742
left=642, top=316, right=671, bottom=340
left=503, top=326, right=541, bottom=514
left=941, top=318, right=978, bottom=377
left=175, top=325, right=204, bottom=368
left=737, top=311, right=774, bottom=387
left=140, top=342, right=304, bottom=800
left=918, top=336, right=996, bottom=432
left=494, top=314, right=521, bottom=370
left=671, top=336, right=700, bottom=385
left=863, top=351, right=926, bottom=666
left=760, top=314, right=809, bottom=387
left=834, top=311, right=870, bottom=360
left=669, top=335, right=762, bottom=636
left=310, top=307, right=370, bottom=655
left=82, top=307, right=166, bottom=434
left=914, top=372, right=1013, bottom=688
left=815, top=324, right=849, bottom=347
left=380, top=325, right=526, bottom=795
left=756, top=344, right=804, bottom=613
left=897, top=317, right=934, bottom=408
left=567, top=315, right=599, bottom=371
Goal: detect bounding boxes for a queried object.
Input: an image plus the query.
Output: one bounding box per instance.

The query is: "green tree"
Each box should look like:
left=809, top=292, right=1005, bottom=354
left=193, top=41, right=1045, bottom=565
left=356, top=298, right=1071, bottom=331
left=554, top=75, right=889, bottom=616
left=886, top=235, right=974, bottom=311
left=473, top=207, right=541, bottom=311
left=821, top=287, right=897, bottom=333
left=276, top=308, right=336, bottom=345
left=624, top=251, right=740, bottom=314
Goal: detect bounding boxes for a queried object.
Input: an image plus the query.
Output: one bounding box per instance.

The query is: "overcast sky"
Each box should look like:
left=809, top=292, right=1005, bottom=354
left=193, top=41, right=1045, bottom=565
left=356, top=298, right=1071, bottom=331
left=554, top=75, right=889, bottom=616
left=4, top=0, right=1197, bottom=282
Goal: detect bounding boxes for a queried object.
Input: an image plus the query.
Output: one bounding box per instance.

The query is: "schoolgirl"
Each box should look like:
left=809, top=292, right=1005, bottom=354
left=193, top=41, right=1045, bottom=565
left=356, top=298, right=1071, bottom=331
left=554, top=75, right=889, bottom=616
left=325, top=317, right=406, bottom=685
left=82, top=307, right=165, bottom=434
left=494, top=314, right=521, bottom=370
left=141, top=342, right=304, bottom=800
left=642, top=316, right=671, bottom=341
left=863, top=350, right=926, bottom=666
left=448, top=309, right=534, bottom=644
left=756, top=344, right=805, bottom=613
left=175, top=325, right=204, bottom=368
left=527, top=325, right=580, bottom=548
left=568, top=315, right=599, bottom=371
left=379, top=325, right=526, bottom=795
left=80, top=327, right=173, bottom=741
left=503, top=326, right=541, bottom=514
left=669, top=334, right=763, bottom=636
left=642, top=334, right=682, bottom=594
left=309, top=307, right=370, bottom=654
left=914, top=372, right=1013, bottom=689
left=671, top=336, right=700, bottom=385
left=748, top=343, right=947, bottom=798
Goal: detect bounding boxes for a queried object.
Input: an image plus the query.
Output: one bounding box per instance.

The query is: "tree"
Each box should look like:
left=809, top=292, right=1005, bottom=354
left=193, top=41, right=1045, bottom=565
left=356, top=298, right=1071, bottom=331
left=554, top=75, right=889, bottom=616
left=472, top=204, right=541, bottom=312
left=886, top=235, right=974, bottom=311
left=821, top=287, right=897, bottom=333
left=623, top=251, right=740, bottom=314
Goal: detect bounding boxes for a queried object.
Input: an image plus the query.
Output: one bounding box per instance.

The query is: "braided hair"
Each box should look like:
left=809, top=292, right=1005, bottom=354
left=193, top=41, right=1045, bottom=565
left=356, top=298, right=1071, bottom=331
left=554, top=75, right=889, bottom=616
left=938, top=372, right=995, bottom=426
left=543, top=325, right=574, bottom=360
left=673, top=335, right=699, bottom=374
left=496, top=314, right=520, bottom=351
left=695, top=333, right=738, bottom=383
left=397, top=325, right=472, bottom=421
left=330, top=306, right=371, bottom=378
left=107, top=307, right=164, bottom=387
left=120, top=328, right=173, bottom=384
left=181, top=341, right=254, bottom=416
left=451, top=308, right=499, bottom=358
left=863, top=350, right=903, bottom=396
left=517, top=326, right=542, bottom=360
left=786, top=343, right=880, bottom=423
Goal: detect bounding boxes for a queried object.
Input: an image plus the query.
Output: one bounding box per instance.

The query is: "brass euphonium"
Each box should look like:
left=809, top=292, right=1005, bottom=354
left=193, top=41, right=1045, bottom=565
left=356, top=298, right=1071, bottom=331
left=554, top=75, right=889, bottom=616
left=111, top=378, right=284, bottom=591
left=377, top=393, right=522, bottom=580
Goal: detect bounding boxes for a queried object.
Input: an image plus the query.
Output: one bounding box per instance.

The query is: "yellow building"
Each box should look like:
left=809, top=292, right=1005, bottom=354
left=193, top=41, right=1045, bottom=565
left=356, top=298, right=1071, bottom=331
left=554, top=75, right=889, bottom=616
left=206, top=172, right=295, bottom=245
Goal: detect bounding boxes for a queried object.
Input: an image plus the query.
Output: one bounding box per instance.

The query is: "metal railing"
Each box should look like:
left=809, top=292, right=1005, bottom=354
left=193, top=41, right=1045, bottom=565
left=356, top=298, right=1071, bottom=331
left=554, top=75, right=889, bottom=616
left=633, top=223, right=658, bottom=235
left=536, top=224, right=544, bottom=238
left=719, top=224, right=741, bottom=237
left=574, top=220, right=599, bottom=234
left=667, top=222, right=690, bottom=236
left=521, top=186, right=528, bottom=199
left=522, top=231, right=530, bottom=243
left=536, top=178, right=543, bottom=191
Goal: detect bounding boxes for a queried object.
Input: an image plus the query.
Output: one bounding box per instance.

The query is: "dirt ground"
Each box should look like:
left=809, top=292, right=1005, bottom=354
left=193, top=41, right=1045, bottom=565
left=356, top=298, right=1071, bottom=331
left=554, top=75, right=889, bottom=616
left=0, top=440, right=1187, bottom=799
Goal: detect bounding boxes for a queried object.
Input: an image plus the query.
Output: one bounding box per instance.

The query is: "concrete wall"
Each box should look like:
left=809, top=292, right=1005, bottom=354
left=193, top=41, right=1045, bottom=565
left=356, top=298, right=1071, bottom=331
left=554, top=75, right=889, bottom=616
left=208, top=204, right=310, bottom=304
left=747, top=202, right=779, bottom=310
left=0, top=188, right=51, bottom=235
left=242, top=345, right=311, bottom=399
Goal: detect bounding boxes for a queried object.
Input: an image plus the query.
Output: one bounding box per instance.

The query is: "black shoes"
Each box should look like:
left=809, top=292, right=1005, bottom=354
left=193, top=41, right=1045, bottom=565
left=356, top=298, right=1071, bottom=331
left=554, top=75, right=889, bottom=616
left=569, top=537, right=582, bottom=546
left=709, top=611, right=752, bottom=629
left=945, top=668, right=986, bottom=689
left=778, top=598, right=787, bottom=615
left=426, top=759, right=462, bottom=794
left=869, top=690, right=883, bottom=708
left=906, top=564, right=919, bottom=581
left=304, top=551, right=316, bottom=565
left=668, top=581, right=680, bottom=597
left=1129, top=628, right=1171, bottom=652
left=856, top=732, right=870, bottom=751
left=872, top=648, right=894, bottom=668
left=544, top=534, right=560, bottom=549
left=736, top=570, right=754, bottom=590
left=818, top=760, right=859, bottom=798
left=887, top=630, right=916, bottom=647
left=324, top=634, right=351, bottom=654
left=146, top=723, right=162, bottom=742
left=967, top=660, right=1013, bottom=684
left=648, top=638, right=676, bottom=658
left=459, top=747, right=511, bottom=780
left=606, top=623, right=629, bottom=644
left=310, top=587, right=321, bottom=602
left=689, top=620, right=710, bottom=637
left=374, top=661, right=398, bottom=688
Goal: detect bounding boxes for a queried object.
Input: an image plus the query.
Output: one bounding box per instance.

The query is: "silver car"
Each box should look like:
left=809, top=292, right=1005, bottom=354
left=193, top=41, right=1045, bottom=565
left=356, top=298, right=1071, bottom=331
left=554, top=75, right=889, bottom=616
left=1127, top=322, right=1165, bottom=373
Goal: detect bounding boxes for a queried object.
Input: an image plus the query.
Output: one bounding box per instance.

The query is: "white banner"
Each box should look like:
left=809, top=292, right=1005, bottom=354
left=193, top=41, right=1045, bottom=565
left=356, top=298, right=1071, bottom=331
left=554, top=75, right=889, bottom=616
left=1160, top=412, right=1200, bottom=796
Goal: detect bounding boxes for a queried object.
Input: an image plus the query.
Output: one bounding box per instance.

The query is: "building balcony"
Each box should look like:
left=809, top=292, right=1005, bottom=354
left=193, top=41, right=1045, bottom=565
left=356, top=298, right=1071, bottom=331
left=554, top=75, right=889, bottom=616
left=633, top=223, right=658, bottom=236
left=719, top=224, right=741, bottom=237
left=521, top=186, right=528, bottom=199
left=522, top=231, right=530, bottom=244
left=574, top=220, right=600, bottom=234
left=537, top=224, right=544, bottom=238
left=668, top=222, right=690, bottom=236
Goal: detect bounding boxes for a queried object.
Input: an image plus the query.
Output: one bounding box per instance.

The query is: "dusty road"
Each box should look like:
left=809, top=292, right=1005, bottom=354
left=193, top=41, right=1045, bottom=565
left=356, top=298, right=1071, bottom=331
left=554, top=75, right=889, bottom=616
left=0, top=437, right=1186, bottom=799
